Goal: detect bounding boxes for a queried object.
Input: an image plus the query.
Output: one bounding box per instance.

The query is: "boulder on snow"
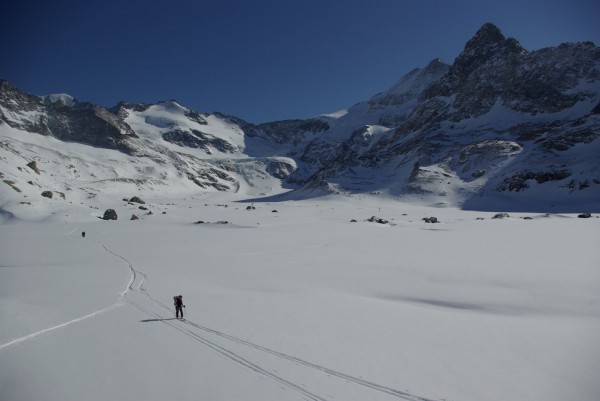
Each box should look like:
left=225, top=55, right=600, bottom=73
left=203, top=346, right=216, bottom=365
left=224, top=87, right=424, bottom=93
left=27, top=161, right=40, bottom=174
left=422, top=216, right=439, bottom=223
left=130, top=214, right=139, bottom=220
left=578, top=213, right=592, bottom=218
left=102, top=209, right=118, bottom=220
left=41, top=190, right=53, bottom=199
left=246, top=205, right=256, bottom=210
left=129, top=196, right=145, bottom=204
left=367, top=216, right=388, bottom=224
left=492, top=213, right=510, bottom=219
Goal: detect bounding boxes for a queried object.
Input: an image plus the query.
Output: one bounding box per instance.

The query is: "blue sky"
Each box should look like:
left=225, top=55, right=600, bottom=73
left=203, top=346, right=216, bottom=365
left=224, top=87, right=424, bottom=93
left=2, top=0, right=598, bottom=123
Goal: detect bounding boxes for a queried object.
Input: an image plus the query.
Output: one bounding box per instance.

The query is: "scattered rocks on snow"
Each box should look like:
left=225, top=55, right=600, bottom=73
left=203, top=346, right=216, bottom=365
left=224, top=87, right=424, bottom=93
left=102, top=209, right=118, bottom=220
left=367, top=216, right=388, bottom=224
left=246, top=205, right=256, bottom=210
left=194, top=221, right=206, bottom=224
left=422, top=216, right=439, bottom=223
left=492, top=213, right=510, bottom=219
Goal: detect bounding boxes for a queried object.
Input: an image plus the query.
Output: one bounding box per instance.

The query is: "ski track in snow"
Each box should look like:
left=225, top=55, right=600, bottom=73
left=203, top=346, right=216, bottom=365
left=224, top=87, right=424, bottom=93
left=0, top=306, right=119, bottom=352
left=0, top=241, right=142, bottom=352
left=1, top=240, right=437, bottom=401
left=114, top=252, right=437, bottom=401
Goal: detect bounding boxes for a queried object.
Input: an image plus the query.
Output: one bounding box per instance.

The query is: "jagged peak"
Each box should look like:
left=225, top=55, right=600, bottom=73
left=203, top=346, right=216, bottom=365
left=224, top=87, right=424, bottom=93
left=423, top=58, right=450, bottom=74
left=0, top=78, right=14, bottom=88
left=470, top=23, right=505, bottom=46
left=451, top=23, right=525, bottom=79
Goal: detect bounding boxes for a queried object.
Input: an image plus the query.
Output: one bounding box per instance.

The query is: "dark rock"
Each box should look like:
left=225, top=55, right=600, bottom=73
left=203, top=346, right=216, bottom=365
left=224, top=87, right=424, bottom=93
left=350, top=219, right=357, bottom=222
left=367, top=216, right=388, bottom=224
left=272, top=210, right=278, bottom=213
left=41, top=191, right=53, bottom=198
left=129, top=196, right=145, bottom=204
left=162, top=128, right=236, bottom=153
left=184, top=109, right=208, bottom=125
left=422, top=217, right=439, bottom=223
left=492, top=213, right=510, bottom=219
left=131, top=214, right=139, bottom=220
left=578, top=213, right=592, bottom=218
left=194, top=221, right=206, bottom=224
left=246, top=205, right=256, bottom=210
left=102, top=209, right=118, bottom=220
left=497, top=170, right=571, bottom=192
left=27, top=161, right=40, bottom=174
left=139, top=206, right=148, bottom=210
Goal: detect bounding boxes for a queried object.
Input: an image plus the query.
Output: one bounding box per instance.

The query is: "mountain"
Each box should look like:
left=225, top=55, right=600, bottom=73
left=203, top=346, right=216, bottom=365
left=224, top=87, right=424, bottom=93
left=1, top=23, right=599, bottom=217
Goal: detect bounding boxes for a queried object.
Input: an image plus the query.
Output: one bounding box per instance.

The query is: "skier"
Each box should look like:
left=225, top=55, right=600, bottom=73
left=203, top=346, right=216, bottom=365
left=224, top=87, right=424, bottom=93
left=174, top=295, right=185, bottom=319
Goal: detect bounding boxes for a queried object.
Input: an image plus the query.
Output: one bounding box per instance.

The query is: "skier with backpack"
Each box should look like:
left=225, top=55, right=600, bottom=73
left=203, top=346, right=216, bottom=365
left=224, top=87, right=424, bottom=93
left=174, top=295, right=185, bottom=319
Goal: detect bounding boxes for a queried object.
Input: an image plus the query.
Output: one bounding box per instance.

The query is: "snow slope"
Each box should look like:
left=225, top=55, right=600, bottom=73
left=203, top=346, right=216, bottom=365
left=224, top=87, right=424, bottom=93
left=1, top=194, right=599, bottom=401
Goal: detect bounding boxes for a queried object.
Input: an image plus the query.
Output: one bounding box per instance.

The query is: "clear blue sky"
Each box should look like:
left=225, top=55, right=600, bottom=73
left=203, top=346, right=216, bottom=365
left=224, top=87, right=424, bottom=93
left=2, top=0, right=598, bottom=123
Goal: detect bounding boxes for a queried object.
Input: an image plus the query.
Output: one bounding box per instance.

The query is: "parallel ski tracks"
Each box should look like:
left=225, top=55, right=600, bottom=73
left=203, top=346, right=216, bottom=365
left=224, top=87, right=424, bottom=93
left=2, top=240, right=438, bottom=401
left=117, top=250, right=436, bottom=401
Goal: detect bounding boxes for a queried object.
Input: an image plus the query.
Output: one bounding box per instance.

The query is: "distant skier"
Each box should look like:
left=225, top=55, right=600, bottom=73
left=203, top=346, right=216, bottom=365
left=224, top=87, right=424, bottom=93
left=174, top=295, right=185, bottom=319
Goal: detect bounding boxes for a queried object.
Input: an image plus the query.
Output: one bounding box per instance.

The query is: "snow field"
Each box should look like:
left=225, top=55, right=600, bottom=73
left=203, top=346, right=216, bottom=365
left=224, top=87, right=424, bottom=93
left=1, top=197, right=599, bottom=401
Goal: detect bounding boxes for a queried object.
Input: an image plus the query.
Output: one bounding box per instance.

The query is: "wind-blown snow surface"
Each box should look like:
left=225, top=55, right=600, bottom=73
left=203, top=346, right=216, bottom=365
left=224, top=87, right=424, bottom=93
left=1, top=195, right=599, bottom=401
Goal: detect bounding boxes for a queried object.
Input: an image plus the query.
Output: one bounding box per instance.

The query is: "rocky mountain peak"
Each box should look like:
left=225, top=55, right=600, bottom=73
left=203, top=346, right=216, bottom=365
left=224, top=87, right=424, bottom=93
left=469, top=22, right=505, bottom=46
left=450, top=23, right=525, bottom=80
left=423, top=58, right=447, bottom=72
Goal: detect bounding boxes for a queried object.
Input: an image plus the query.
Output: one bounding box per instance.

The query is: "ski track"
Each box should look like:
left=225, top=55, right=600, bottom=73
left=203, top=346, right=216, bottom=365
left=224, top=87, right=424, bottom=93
left=0, top=306, right=118, bottom=352
left=1, top=240, right=438, bottom=401
left=0, top=241, right=140, bottom=352
left=123, top=260, right=436, bottom=401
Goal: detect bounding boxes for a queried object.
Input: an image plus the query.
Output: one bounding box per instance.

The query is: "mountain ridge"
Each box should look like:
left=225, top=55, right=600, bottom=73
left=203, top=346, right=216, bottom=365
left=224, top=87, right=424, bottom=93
left=1, top=23, right=599, bottom=215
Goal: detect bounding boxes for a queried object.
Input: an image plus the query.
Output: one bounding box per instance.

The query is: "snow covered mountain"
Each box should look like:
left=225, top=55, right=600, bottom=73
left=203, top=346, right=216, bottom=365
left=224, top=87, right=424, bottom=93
left=1, top=23, right=599, bottom=216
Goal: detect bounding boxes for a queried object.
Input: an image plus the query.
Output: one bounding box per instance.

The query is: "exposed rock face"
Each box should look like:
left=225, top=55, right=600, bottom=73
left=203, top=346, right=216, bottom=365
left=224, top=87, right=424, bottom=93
left=162, top=129, right=237, bottom=153
left=1, top=80, right=137, bottom=153
left=1, top=23, right=599, bottom=211
left=293, top=23, right=600, bottom=209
